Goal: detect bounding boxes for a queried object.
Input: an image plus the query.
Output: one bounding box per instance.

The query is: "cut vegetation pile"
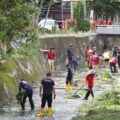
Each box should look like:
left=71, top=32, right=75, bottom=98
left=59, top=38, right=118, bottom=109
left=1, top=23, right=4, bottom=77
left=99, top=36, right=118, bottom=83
left=72, top=90, right=120, bottom=120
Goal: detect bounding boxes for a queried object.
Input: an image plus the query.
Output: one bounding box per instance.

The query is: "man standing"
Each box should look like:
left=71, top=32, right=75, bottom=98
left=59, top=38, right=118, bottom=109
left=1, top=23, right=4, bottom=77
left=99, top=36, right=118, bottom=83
left=67, top=44, right=73, bottom=67
left=19, top=79, right=35, bottom=111
left=42, top=48, right=56, bottom=72
left=37, top=72, right=56, bottom=117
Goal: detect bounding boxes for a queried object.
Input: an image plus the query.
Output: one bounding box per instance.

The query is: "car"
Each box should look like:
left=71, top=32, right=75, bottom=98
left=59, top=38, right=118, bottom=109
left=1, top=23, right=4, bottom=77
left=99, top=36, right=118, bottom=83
left=38, top=18, right=59, bottom=32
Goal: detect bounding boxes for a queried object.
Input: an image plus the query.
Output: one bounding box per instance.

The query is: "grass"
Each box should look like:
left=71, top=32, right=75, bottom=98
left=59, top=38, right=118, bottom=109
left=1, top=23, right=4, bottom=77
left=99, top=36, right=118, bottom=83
left=0, top=108, right=4, bottom=114
left=72, top=90, right=120, bottom=120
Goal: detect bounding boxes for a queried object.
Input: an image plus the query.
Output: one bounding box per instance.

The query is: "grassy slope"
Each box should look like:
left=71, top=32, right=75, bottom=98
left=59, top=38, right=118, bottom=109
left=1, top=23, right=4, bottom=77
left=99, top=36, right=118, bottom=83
left=72, top=70, right=120, bottom=120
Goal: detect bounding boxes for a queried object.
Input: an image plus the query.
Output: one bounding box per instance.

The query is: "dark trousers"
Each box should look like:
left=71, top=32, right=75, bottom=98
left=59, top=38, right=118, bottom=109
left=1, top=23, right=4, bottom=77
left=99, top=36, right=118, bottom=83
left=41, top=94, right=52, bottom=108
left=22, top=90, right=34, bottom=110
left=72, top=60, right=78, bottom=71
left=85, top=86, right=94, bottom=99
left=118, top=56, right=120, bottom=68
left=110, top=62, right=117, bottom=73
left=66, top=77, right=72, bottom=85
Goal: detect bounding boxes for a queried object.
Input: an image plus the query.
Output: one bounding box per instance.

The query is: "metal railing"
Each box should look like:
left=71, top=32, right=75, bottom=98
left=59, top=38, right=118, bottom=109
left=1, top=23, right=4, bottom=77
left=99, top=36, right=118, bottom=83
left=96, top=25, right=120, bottom=35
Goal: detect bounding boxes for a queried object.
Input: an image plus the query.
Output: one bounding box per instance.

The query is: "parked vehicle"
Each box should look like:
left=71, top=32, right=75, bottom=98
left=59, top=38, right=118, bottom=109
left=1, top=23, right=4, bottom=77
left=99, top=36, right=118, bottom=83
left=38, top=18, right=59, bottom=32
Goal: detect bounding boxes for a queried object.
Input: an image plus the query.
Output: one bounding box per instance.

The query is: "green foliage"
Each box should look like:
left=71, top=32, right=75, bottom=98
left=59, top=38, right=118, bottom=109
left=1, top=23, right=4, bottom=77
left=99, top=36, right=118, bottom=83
left=0, top=108, right=4, bottom=113
left=0, top=0, right=38, bottom=50
left=93, top=0, right=120, bottom=19
left=72, top=91, right=120, bottom=120
left=0, top=71, right=18, bottom=97
left=73, top=2, right=90, bottom=31
left=103, top=70, right=112, bottom=78
left=11, top=43, right=40, bottom=61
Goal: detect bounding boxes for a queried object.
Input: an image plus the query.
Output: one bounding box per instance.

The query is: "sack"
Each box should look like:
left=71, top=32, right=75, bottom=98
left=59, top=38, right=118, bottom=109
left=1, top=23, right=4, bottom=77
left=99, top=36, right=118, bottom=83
left=16, top=92, right=23, bottom=104
left=92, top=53, right=99, bottom=62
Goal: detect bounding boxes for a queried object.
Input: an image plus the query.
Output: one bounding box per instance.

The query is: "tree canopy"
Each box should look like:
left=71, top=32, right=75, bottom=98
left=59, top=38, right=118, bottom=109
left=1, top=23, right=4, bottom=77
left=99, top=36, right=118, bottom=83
left=93, top=0, right=120, bottom=20
left=0, top=0, right=37, bottom=51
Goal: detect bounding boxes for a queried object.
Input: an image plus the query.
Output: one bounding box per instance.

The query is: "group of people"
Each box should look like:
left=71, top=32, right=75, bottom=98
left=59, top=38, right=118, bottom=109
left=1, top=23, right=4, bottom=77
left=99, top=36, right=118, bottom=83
left=95, top=18, right=113, bottom=27
left=19, top=72, right=56, bottom=117
left=18, top=44, right=120, bottom=117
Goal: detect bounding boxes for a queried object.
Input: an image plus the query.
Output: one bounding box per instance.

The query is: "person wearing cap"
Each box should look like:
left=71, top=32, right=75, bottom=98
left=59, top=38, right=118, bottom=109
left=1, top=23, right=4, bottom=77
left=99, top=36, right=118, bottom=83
left=36, top=72, right=56, bottom=117
left=67, top=44, right=74, bottom=67
left=83, top=68, right=95, bottom=100
left=90, top=47, right=100, bottom=73
left=87, top=49, right=93, bottom=69
left=19, top=79, right=35, bottom=111
left=84, top=45, right=89, bottom=65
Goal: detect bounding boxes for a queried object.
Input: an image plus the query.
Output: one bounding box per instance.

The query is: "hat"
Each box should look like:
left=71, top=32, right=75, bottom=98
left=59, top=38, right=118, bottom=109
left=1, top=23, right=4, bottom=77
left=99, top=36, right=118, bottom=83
left=88, top=49, right=93, bottom=53
left=88, top=69, right=95, bottom=74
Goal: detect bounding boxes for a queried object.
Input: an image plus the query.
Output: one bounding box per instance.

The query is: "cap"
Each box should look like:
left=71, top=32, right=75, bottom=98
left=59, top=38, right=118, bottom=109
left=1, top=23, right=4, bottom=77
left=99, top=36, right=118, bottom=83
left=88, top=69, right=95, bottom=74
left=88, top=49, right=93, bottom=53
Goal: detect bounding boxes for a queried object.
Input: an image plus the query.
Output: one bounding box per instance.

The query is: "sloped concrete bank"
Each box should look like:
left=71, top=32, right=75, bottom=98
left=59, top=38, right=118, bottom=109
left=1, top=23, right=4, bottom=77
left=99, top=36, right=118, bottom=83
left=0, top=34, right=120, bottom=106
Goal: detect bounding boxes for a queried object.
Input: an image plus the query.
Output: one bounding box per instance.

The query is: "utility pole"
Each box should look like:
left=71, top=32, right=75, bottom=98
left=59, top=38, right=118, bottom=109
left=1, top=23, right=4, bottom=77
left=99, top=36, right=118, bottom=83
left=61, top=1, right=64, bottom=21
left=71, top=1, right=73, bottom=19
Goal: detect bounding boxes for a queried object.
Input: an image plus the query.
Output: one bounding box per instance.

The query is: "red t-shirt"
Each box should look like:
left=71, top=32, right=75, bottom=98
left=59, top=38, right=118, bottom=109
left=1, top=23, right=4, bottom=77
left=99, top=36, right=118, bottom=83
left=109, top=57, right=117, bottom=64
left=86, top=73, right=95, bottom=87
left=48, top=51, right=55, bottom=60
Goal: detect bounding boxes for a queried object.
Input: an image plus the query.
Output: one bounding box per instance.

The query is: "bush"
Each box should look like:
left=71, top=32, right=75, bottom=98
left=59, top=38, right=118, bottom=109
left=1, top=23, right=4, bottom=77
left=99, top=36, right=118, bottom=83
left=76, top=19, right=90, bottom=31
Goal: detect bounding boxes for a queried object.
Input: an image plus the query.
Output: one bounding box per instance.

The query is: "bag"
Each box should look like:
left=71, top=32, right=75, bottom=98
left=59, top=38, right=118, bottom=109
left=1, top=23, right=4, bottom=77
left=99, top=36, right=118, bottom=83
left=92, top=53, right=99, bottom=62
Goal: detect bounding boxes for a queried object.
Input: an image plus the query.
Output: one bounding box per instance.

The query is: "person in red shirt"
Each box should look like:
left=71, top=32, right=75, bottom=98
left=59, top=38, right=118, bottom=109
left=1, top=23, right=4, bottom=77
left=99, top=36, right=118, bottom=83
left=88, top=47, right=100, bottom=73
left=41, top=48, right=55, bottom=72
left=95, top=19, right=100, bottom=28
left=102, top=20, right=107, bottom=26
left=83, top=68, right=95, bottom=100
left=87, top=49, right=94, bottom=69
left=109, top=56, right=118, bottom=73
left=84, top=45, right=89, bottom=65
left=107, top=18, right=112, bottom=25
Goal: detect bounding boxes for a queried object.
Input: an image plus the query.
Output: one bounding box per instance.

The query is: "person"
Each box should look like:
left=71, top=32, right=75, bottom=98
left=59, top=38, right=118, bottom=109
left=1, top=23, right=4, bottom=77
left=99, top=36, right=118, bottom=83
left=102, top=49, right=110, bottom=67
left=117, top=51, right=120, bottom=68
left=109, top=56, right=118, bottom=73
left=112, top=45, right=118, bottom=57
left=84, top=45, right=89, bottom=65
left=107, top=18, right=112, bottom=25
left=41, top=48, right=56, bottom=72
left=71, top=55, right=78, bottom=71
left=67, top=44, right=74, bottom=67
left=36, top=72, right=56, bottom=117
left=87, top=49, right=94, bottom=69
left=91, top=47, right=100, bottom=73
left=83, top=68, right=95, bottom=100
left=66, top=64, right=73, bottom=91
left=19, top=79, right=35, bottom=111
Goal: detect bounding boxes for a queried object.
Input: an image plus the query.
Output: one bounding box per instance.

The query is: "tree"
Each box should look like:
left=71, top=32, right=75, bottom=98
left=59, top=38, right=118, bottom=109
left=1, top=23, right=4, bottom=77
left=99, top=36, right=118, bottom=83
left=0, top=0, right=37, bottom=52
left=73, top=1, right=90, bottom=31
left=93, top=0, right=120, bottom=20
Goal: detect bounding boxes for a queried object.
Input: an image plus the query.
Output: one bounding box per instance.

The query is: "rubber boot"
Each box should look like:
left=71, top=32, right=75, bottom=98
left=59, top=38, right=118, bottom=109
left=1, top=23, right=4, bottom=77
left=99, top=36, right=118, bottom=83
left=36, top=108, right=45, bottom=117
left=66, top=84, right=69, bottom=91
left=68, top=84, right=71, bottom=91
left=48, top=107, right=52, bottom=117
left=69, top=84, right=74, bottom=91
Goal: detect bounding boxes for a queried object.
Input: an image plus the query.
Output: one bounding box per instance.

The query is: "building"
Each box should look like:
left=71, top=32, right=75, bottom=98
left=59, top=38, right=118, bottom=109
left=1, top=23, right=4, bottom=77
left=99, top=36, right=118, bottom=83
left=40, top=0, right=71, bottom=28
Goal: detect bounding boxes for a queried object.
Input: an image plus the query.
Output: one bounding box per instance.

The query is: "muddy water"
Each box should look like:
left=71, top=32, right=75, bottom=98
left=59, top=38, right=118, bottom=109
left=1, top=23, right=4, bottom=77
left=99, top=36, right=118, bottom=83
left=0, top=67, right=116, bottom=120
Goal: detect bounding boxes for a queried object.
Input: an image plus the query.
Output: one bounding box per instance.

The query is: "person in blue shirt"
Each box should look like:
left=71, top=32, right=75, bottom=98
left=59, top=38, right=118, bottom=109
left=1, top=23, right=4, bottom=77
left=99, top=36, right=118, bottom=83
left=19, top=79, right=35, bottom=111
left=67, top=44, right=74, bottom=67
